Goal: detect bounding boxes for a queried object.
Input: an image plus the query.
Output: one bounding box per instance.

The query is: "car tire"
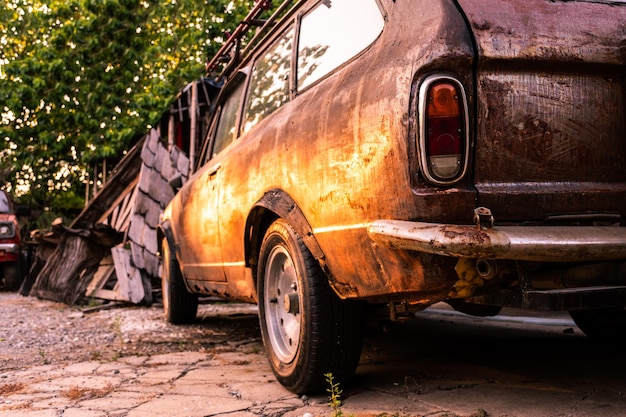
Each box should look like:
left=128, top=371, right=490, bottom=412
left=257, top=219, right=364, bottom=394
left=4, top=261, right=22, bottom=291
left=161, top=237, right=198, bottom=324
left=569, top=307, right=626, bottom=340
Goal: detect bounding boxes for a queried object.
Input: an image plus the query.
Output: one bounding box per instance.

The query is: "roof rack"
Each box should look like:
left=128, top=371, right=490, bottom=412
left=204, top=0, right=301, bottom=79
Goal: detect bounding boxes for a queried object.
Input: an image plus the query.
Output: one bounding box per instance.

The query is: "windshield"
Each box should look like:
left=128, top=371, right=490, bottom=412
left=0, top=192, right=11, bottom=214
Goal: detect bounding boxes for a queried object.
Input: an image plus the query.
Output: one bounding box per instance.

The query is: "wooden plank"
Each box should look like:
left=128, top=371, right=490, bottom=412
left=111, top=246, right=145, bottom=304
left=127, top=213, right=145, bottom=246
left=144, top=251, right=160, bottom=279
left=157, top=146, right=175, bottom=183
left=173, top=146, right=190, bottom=179
left=96, top=176, right=139, bottom=229
left=90, top=288, right=128, bottom=302
left=143, top=225, right=158, bottom=256
left=85, top=255, right=115, bottom=297
left=140, top=133, right=157, bottom=168
left=130, top=242, right=146, bottom=270
left=112, top=186, right=137, bottom=231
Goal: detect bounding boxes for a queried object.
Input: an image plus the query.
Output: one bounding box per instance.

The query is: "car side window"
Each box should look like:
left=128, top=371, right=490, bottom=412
left=242, top=26, right=294, bottom=134
left=297, top=0, right=384, bottom=91
left=211, top=77, right=247, bottom=158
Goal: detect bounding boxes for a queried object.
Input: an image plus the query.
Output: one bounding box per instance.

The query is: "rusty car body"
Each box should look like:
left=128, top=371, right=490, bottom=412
left=159, top=0, right=626, bottom=393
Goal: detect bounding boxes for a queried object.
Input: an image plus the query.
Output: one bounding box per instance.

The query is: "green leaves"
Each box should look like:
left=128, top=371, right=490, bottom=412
left=0, top=0, right=256, bottom=209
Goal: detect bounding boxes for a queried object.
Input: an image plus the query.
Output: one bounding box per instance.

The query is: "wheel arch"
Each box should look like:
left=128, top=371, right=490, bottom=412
left=245, top=189, right=326, bottom=289
left=156, top=220, right=175, bottom=262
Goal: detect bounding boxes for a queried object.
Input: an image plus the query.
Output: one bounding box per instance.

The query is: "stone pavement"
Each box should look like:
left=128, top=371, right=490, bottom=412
left=2, top=345, right=467, bottom=417
left=3, top=296, right=626, bottom=417
left=0, top=304, right=496, bottom=417
left=1, top=349, right=326, bottom=417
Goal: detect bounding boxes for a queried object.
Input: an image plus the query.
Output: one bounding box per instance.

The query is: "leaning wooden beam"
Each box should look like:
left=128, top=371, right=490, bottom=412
left=71, top=136, right=144, bottom=230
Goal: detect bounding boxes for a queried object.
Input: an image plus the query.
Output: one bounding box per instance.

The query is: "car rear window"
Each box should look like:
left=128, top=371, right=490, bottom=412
left=296, top=0, right=385, bottom=90
left=237, top=0, right=384, bottom=135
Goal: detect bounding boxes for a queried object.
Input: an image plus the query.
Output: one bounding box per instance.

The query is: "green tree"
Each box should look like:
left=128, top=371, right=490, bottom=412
left=0, top=0, right=255, bottom=212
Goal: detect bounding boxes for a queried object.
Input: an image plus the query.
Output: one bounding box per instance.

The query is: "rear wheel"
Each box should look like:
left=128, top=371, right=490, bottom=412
left=257, top=219, right=363, bottom=394
left=569, top=307, right=626, bottom=340
left=4, top=261, right=22, bottom=291
left=161, top=238, right=198, bottom=324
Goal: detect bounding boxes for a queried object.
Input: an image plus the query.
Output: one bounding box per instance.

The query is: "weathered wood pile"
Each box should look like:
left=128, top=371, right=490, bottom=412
left=23, top=132, right=188, bottom=305
left=21, top=78, right=219, bottom=305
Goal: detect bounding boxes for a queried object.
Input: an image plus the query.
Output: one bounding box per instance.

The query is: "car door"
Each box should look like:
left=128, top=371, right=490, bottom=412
left=176, top=75, right=248, bottom=282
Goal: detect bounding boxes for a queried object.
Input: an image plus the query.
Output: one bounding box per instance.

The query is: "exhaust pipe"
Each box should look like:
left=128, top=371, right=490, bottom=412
left=532, top=262, right=626, bottom=290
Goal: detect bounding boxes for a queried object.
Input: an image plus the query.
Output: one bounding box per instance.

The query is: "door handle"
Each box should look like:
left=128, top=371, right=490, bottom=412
left=208, top=163, right=221, bottom=177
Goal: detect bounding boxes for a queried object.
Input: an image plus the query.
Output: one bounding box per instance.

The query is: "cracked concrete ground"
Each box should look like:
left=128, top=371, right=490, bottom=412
left=1, top=292, right=626, bottom=416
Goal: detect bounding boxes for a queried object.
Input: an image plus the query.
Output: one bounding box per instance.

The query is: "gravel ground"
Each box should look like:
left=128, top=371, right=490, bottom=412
left=3, top=291, right=626, bottom=416
left=0, top=292, right=261, bottom=373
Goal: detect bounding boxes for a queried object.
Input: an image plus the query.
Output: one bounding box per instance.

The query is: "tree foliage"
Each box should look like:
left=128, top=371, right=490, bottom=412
left=0, top=0, right=255, bottom=210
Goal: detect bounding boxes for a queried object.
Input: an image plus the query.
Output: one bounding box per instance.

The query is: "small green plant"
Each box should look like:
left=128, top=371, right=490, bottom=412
left=111, top=316, right=123, bottom=343
left=86, top=298, right=101, bottom=308
left=325, top=372, right=345, bottom=417
left=39, top=349, right=49, bottom=364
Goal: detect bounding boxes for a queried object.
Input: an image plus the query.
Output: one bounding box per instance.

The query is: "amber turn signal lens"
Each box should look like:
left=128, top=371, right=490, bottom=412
left=428, top=83, right=460, bottom=117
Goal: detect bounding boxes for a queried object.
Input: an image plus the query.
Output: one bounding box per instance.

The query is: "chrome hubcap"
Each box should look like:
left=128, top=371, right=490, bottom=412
left=264, top=245, right=301, bottom=363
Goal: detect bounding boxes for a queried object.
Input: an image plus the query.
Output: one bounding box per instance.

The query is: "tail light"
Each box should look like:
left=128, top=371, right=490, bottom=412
left=418, top=75, right=469, bottom=185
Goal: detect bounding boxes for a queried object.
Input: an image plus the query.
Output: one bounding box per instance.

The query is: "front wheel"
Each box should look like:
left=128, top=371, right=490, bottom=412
left=161, top=238, right=198, bottom=324
left=4, top=261, right=22, bottom=291
left=569, top=307, right=626, bottom=340
left=257, top=219, right=363, bottom=394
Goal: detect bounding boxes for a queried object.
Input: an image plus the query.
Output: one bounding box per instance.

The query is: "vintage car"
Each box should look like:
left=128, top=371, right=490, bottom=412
left=0, top=190, right=25, bottom=291
left=159, top=0, right=626, bottom=393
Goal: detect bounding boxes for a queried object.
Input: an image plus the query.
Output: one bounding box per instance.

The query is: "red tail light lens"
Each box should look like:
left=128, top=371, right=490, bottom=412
left=418, top=76, right=469, bottom=185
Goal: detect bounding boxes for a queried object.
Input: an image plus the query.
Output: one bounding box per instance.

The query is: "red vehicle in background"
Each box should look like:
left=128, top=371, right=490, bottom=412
left=0, top=190, right=26, bottom=291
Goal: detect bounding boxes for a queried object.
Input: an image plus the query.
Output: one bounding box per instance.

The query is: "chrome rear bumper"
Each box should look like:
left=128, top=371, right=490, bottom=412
left=368, top=220, right=626, bottom=262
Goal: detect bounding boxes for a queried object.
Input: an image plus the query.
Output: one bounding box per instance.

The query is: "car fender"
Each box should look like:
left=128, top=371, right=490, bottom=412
left=156, top=220, right=176, bottom=261
left=245, top=189, right=325, bottom=272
